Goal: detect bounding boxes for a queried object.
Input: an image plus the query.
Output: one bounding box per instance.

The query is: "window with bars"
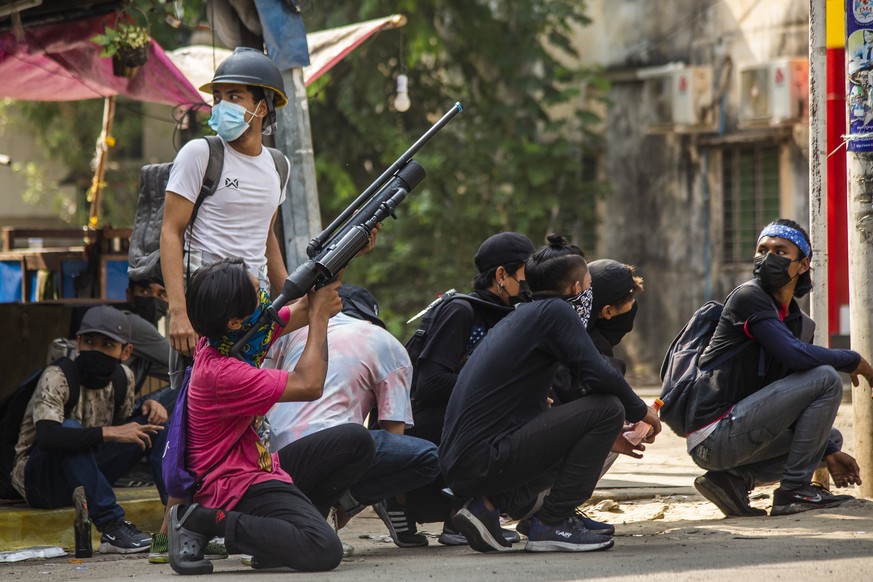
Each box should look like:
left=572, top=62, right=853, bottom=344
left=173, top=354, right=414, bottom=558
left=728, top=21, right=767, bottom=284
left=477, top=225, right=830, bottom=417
left=721, top=145, right=781, bottom=262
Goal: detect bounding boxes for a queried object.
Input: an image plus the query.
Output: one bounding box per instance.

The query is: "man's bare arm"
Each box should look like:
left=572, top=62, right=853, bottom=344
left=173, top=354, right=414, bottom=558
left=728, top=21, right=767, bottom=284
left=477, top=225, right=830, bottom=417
left=160, top=192, right=199, bottom=356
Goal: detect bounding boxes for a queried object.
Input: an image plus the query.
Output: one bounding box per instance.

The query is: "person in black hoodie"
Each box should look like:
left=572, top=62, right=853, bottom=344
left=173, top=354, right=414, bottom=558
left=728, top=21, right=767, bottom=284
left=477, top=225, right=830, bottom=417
left=687, top=219, right=873, bottom=518
left=405, top=232, right=534, bottom=545
left=440, top=234, right=660, bottom=553
left=586, top=260, right=644, bottom=375
left=550, top=259, right=645, bottom=404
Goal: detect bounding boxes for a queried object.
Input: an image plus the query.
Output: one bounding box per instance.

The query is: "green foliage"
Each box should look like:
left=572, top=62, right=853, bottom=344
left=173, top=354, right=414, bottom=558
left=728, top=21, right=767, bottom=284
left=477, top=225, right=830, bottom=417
left=91, top=21, right=151, bottom=58
left=304, top=1, right=608, bottom=337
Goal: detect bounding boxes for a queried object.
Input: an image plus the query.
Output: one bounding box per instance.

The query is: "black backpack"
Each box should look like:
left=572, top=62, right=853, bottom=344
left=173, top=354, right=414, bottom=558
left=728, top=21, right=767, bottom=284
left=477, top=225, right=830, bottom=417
left=405, top=289, right=511, bottom=393
left=127, top=136, right=289, bottom=284
left=0, top=359, right=127, bottom=499
left=657, top=300, right=744, bottom=437
left=657, top=281, right=810, bottom=437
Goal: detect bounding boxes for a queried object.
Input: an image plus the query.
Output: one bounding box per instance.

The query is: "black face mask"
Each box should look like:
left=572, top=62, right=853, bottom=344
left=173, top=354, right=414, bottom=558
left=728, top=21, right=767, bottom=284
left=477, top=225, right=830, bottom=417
left=594, top=302, right=638, bottom=347
left=131, top=296, right=169, bottom=326
left=753, top=253, right=799, bottom=293
left=509, top=280, right=533, bottom=305
left=75, top=350, right=121, bottom=389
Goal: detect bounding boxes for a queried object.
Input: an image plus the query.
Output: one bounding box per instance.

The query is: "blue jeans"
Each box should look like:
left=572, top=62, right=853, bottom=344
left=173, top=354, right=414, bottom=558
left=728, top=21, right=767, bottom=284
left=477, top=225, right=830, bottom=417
left=24, top=418, right=168, bottom=529
left=133, top=386, right=177, bottom=418
left=690, top=366, right=843, bottom=490
left=349, top=430, right=440, bottom=505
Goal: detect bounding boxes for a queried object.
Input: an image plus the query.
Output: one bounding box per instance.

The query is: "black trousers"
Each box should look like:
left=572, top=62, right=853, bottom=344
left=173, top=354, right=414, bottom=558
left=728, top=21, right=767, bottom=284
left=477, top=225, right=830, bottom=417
left=405, top=404, right=453, bottom=524
left=221, top=424, right=375, bottom=570
left=278, top=423, right=376, bottom=515
left=448, top=394, right=624, bottom=524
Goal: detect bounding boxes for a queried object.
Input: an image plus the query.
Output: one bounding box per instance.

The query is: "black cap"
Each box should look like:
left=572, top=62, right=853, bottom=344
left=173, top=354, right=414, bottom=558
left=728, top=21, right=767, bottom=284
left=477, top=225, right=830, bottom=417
left=474, top=232, right=535, bottom=273
left=588, top=259, right=635, bottom=314
left=77, top=306, right=132, bottom=344
left=199, top=47, right=288, bottom=108
left=338, top=285, right=386, bottom=328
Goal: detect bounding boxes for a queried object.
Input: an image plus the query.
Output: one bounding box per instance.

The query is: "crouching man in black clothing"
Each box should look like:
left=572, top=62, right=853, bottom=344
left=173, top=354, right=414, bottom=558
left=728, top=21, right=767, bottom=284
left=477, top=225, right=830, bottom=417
left=439, top=234, right=661, bottom=553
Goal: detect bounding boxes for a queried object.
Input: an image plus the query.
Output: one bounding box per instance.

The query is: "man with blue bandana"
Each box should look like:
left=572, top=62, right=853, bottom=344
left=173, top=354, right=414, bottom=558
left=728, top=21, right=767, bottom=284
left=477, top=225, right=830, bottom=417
left=684, top=218, right=873, bottom=517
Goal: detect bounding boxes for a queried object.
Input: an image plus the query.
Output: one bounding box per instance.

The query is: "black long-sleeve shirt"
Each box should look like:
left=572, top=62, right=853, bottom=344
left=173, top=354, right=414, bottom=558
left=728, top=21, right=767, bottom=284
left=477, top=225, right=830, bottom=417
left=35, top=420, right=103, bottom=451
left=412, top=290, right=512, bottom=409
left=440, top=297, right=647, bottom=481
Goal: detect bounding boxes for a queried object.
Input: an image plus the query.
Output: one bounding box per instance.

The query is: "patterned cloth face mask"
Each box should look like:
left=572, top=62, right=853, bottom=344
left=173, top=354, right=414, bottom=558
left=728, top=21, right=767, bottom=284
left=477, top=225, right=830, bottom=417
left=567, top=287, right=594, bottom=328
left=208, top=288, right=278, bottom=367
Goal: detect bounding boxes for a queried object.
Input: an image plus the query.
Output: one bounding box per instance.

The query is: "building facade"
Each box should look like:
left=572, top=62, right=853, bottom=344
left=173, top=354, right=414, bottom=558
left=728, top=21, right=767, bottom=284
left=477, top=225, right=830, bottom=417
left=575, top=0, right=816, bottom=379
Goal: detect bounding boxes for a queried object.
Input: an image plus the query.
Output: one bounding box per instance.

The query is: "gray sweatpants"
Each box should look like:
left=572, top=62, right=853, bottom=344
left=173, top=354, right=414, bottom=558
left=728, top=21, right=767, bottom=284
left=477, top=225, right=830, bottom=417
left=690, top=365, right=843, bottom=490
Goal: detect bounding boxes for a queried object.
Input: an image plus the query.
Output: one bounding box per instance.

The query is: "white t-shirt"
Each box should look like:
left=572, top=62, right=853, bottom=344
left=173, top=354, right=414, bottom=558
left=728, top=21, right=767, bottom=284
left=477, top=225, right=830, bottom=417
left=263, top=312, right=414, bottom=451
left=165, top=137, right=289, bottom=272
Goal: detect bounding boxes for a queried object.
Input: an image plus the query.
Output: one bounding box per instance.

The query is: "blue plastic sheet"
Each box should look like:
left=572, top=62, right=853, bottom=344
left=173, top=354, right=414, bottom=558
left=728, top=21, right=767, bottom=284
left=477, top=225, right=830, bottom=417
left=253, top=0, right=310, bottom=70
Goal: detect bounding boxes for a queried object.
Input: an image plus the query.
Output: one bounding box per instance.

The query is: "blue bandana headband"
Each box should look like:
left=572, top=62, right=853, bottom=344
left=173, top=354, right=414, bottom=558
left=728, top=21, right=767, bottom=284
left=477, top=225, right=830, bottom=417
left=757, top=224, right=811, bottom=259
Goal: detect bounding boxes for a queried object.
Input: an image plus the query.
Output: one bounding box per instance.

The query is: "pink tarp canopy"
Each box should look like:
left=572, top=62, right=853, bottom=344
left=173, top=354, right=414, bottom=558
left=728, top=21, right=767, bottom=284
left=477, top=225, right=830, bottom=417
left=167, top=14, right=407, bottom=103
left=0, top=13, right=201, bottom=106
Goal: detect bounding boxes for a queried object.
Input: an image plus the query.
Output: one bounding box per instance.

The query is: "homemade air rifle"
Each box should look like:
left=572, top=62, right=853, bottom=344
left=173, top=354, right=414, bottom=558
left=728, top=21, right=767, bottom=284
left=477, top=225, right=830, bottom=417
left=230, top=101, right=463, bottom=359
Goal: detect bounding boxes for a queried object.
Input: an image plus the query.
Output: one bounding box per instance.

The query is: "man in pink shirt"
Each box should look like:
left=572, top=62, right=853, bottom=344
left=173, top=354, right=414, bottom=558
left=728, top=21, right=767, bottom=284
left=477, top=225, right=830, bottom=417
left=167, top=259, right=375, bottom=575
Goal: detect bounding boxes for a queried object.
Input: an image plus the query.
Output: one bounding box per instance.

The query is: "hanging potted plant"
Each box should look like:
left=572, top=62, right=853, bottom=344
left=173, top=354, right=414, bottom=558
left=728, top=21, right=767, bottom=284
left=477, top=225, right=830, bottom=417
left=92, top=13, right=152, bottom=78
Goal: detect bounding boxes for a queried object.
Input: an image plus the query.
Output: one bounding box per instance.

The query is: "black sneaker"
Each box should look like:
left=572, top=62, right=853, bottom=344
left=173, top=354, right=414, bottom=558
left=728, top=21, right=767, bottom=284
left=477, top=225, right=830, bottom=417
left=451, top=497, right=513, bottom=553
left=168, top=505, right=213, bottom=576
left=524, top=516, right=614, bottom=552
left=97, top=520, right=151, bottom=554
left=439, top=521, right=520, bottom=545
left=114, top=462, right=156, bottom=488
left=373, top=499, right=428, bottom=548
left=694, top=471, right=767, bottom=517
left=771, top=483, right=854, bottom=516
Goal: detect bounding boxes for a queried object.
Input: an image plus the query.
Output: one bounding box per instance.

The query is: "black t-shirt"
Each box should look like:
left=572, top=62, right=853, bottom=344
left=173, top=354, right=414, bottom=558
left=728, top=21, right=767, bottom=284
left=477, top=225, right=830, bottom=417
left=439, top=297, right=648, bottom=483
left=688, top=280, right=859, bottom=431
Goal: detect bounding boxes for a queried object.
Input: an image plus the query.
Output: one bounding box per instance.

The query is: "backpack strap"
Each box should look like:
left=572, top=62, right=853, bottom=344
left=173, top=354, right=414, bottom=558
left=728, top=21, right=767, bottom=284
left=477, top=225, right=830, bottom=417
left=55, top=357, right=80, bottom=418
left=53, top=358, right=128, bottom=422
left=111, top=365, right=129, bottom=423
left=184, top=136, right=225, bottom=280
left=265, top=147, right=290, bottom=195
left=189, top=136, right=225, bottom=230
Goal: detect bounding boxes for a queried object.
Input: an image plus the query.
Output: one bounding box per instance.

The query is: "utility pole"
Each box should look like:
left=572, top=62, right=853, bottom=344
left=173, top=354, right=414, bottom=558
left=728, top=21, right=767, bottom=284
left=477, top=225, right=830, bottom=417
left=845, top=0, right=873, bottom=498
left=809, top=0, right=828, bottom=346
left=274, top=67, right=322, bottom=269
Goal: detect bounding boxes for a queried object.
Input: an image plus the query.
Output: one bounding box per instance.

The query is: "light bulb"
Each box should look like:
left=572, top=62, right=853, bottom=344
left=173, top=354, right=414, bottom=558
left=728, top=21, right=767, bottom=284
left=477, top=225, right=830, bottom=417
left=394, top=74, right=411, bottom=112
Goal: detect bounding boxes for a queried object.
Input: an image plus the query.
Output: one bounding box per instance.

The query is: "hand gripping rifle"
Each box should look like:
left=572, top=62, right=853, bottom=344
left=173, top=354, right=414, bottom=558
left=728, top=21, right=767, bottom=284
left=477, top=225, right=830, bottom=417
left=230, top=102, right=463, bottom=358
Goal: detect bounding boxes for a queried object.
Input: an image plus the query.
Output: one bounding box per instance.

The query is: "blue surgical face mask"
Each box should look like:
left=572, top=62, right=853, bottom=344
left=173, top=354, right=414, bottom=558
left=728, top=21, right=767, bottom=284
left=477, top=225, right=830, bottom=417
left=208, top=101, right=258, bottom=142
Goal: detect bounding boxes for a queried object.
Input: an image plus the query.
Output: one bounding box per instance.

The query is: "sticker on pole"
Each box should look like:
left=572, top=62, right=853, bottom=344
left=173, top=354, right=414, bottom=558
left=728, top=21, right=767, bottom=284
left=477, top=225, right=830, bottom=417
left=848, top=1, right=873, bottom=151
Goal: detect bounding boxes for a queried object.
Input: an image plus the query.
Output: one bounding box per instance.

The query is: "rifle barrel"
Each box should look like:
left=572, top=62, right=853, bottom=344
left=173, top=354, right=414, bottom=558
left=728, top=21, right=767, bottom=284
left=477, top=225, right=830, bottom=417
left=310, top=102, right=463, bottom=255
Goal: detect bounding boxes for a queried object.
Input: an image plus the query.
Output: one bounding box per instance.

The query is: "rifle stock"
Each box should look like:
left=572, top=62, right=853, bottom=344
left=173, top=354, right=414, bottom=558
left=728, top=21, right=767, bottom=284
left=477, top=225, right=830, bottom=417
left=229, top=102, right=463, bottom=359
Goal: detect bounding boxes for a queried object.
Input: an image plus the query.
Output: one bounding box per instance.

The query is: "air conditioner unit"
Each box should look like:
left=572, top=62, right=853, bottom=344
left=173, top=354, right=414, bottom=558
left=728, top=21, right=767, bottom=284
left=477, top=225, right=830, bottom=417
left=641, top=66, right=715, bottom=132
left=739, top=59, right=808, bottom=126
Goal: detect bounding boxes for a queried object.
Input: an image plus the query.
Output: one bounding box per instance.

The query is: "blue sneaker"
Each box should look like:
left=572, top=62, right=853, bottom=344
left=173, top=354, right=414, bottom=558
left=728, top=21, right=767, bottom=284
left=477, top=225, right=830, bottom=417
left=451, top=498, right=513, bottom=553
left=524, top=516, right=614, bottom=553
left=571, top=508, right=615, bottom=536
left=517, top=508, right=614, bottom=538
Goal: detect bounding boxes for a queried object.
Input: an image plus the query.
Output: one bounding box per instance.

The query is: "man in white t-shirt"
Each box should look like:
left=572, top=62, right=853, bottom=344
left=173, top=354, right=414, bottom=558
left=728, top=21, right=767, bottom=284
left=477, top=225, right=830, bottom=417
left=160, top=47, right=298, bottom=388
left=264, top=285, right=440, bottom=548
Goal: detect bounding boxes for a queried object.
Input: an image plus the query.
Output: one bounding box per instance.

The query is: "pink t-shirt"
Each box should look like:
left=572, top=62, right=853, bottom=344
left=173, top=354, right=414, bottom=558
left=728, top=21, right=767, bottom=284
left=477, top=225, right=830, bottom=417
left=187, top=307, right=291, bottom=510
